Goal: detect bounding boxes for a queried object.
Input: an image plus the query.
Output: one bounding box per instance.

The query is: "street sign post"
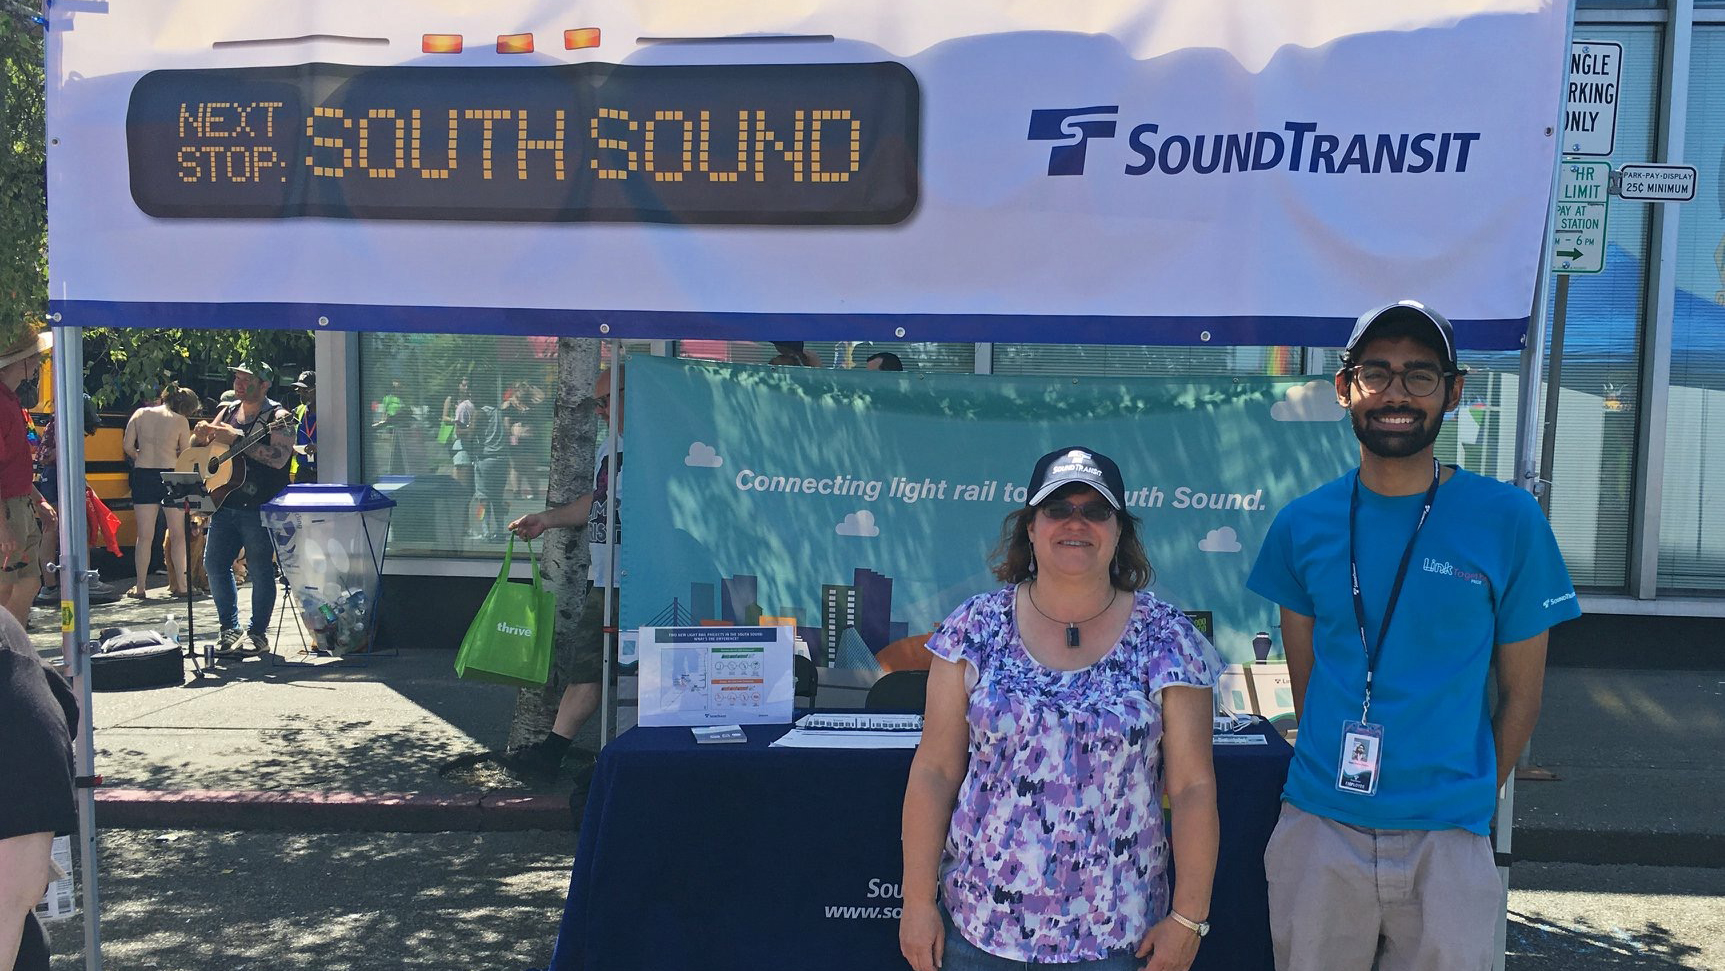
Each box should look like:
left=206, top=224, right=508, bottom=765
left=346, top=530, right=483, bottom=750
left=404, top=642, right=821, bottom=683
left=1554, top=160, right=1610, bottom=274
left=1564, top=40, right=1621, bottom=157
left=1615, top=163, right=1698, bottom=202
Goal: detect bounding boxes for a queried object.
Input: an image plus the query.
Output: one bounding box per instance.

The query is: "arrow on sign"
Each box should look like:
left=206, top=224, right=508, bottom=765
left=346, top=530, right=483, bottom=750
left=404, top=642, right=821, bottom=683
left=1556, top=248, right=1584, bottom=259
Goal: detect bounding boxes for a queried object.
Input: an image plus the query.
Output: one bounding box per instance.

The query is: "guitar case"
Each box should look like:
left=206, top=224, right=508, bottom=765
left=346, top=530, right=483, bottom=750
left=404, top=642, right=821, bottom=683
left=89, top=627, right=183, bottom=691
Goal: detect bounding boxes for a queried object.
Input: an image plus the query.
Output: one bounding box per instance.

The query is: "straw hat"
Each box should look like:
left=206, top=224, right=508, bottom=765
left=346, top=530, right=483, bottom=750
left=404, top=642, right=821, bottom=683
left=0, top=329, right=52, bottom=369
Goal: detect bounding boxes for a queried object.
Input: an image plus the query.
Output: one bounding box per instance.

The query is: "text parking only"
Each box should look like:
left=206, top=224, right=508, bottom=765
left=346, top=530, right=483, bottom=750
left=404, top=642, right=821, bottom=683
left=1566, top=40, right=1620, bottom=157
left=1555, top=160, right=1609, bottom=274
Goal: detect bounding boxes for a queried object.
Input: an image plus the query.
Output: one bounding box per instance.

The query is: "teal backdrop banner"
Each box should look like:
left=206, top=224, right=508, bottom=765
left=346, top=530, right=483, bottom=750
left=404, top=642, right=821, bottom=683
left=621, top=356, right=1358, bottom=679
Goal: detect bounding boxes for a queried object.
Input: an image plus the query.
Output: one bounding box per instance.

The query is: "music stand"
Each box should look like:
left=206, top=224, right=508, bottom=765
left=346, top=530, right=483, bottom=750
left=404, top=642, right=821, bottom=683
left=161, top=472, right=215, bottom=675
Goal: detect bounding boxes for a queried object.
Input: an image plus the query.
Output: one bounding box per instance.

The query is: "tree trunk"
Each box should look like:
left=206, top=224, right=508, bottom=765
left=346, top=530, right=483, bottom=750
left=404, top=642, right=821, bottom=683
left=505, top=337, right=602, bottom=750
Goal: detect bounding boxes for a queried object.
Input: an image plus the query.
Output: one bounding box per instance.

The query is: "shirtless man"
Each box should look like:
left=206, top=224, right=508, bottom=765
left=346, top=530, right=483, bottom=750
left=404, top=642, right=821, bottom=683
left=122, top=381, right=199, bottom=598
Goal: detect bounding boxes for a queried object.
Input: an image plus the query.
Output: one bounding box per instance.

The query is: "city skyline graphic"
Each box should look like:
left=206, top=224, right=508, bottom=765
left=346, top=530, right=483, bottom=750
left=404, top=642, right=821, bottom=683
left=641, top=565, right=915, bottom=673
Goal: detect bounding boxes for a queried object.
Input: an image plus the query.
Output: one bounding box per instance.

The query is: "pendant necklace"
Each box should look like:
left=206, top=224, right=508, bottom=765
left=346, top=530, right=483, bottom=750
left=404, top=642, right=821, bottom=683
left=1023, top=582, right=1118, bottom=649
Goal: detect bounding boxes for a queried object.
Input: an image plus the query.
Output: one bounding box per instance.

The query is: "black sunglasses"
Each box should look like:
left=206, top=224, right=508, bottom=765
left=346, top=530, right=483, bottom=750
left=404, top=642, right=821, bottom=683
left=1039, top=499, right=1116, bottom=523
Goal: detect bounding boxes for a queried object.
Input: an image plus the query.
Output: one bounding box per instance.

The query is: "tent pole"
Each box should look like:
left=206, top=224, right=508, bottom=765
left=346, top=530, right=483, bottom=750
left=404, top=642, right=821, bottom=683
left=1498, top=7, right=1577, bottom=970
left=50, top=317, right=101, bottom=971
left=1537, top=276, right=1571, bottom=516
left=600, top=339, right=621, bottom=746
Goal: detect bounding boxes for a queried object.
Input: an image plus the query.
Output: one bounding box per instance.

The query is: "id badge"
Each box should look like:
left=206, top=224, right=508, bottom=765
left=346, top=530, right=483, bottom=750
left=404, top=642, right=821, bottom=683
left=1336, top=720, right=1384, bottom=796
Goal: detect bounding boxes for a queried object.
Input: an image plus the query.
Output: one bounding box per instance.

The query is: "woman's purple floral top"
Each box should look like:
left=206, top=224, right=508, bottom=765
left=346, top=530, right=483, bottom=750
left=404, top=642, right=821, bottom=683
left=926, top=585, right=1220, bottom=962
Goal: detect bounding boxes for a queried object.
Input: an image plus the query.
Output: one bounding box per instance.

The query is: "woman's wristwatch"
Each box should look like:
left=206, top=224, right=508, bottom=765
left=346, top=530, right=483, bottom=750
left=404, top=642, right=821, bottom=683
left=1168, top=910, right=1210, bottom=937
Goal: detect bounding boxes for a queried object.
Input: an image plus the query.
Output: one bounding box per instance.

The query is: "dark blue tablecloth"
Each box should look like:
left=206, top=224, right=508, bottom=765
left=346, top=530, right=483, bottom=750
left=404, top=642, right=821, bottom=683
left=548, top=718, right=1290, bottom=971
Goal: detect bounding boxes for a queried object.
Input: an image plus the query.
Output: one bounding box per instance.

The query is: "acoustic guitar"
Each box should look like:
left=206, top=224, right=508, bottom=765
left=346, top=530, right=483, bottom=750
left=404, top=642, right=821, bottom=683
left=175, top=414, right=296, bottom=510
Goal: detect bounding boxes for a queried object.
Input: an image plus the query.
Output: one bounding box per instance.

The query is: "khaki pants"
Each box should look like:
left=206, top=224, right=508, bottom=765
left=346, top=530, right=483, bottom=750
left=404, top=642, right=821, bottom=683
left=1265, top=802, right=1504, bottom=971
left=1, top=493, right=42, bottom=578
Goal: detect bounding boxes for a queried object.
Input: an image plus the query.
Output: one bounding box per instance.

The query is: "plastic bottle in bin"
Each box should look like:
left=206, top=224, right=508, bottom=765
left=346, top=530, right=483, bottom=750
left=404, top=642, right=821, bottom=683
left=301, top=596, right=323, bottom=628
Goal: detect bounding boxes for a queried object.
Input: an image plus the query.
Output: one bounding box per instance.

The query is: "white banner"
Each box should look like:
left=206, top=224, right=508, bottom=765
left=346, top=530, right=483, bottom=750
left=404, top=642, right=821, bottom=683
left=47, top=1, right=1567, bottom=347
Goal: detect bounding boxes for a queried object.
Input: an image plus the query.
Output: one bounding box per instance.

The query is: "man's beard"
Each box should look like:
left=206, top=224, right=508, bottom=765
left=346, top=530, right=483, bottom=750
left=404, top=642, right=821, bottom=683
left=1351, top=406, right=1444, bottom=459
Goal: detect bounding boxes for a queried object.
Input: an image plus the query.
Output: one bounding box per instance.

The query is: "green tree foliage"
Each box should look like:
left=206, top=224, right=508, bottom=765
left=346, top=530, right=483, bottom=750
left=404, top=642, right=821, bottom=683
left=83, top=328, right=314, bottom=410
left=1, top=15, right=310, bottom=408
left=0, top=8, right=45, bottom=350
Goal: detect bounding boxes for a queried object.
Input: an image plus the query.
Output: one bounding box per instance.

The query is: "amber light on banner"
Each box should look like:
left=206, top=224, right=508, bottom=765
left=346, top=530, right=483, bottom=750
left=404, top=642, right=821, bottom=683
left=421, top=34, right=462, bottom=54
left=497, top=33, right=535, bottom=54
left=565, top=28, right=601, bottom=50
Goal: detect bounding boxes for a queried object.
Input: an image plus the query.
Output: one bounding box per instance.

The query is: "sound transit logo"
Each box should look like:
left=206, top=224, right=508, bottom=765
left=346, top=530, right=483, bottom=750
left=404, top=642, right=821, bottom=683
left=1027, top=106, right=1120, bottom=176
left=1027, top=106, right=1482, bottom=178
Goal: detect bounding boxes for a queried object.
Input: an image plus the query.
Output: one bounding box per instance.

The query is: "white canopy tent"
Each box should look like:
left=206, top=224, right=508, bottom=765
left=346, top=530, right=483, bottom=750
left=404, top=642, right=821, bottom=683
left=43, top=3, right=1578, bottom=968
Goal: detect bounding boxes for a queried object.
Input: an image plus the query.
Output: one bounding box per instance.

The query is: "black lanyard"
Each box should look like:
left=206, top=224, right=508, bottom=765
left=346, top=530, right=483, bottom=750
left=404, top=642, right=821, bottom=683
left=1348, top=460, right=1440, bottom=722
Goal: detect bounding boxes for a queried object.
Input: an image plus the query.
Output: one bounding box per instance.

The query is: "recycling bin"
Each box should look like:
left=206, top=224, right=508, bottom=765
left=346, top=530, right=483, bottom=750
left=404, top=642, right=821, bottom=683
left=262, top=484, right=395, bottom=656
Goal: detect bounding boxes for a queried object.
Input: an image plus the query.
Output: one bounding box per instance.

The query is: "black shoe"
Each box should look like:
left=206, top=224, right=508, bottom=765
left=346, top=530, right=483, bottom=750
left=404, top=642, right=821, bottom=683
left=501, top=743, right=564, bottom=780
left=35, top=587, right=60, bottom=606
left=212, top=628, right=247, bottom=657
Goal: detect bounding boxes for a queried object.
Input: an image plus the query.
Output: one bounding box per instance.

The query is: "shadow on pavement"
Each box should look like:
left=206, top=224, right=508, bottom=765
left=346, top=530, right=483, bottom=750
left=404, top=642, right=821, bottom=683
left=48, top=829, right=575, bottom=971
left=1509, top=912, right=1703, bottom=969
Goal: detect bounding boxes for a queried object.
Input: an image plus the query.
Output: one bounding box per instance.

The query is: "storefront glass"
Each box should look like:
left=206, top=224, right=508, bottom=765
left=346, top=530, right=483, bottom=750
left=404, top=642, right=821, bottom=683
left=1660, top=25, right=1725, bottom=592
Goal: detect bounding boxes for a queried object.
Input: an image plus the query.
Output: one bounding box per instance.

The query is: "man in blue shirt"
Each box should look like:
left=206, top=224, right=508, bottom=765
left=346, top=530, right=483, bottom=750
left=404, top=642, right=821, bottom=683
left=1247, top=300, right=1581, bottom=971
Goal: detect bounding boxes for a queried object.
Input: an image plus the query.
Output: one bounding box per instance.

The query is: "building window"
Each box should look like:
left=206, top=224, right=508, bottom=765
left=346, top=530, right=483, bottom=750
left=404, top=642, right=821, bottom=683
left=674, top=340, right=975, bottom=373
left=991, top=344, right=1305, bottom=378
left=1659, top=25, right=1725, bottom=592
left=357, top=334, right=641, bottom=556
left=1537, top=24, right=1661, bottom=590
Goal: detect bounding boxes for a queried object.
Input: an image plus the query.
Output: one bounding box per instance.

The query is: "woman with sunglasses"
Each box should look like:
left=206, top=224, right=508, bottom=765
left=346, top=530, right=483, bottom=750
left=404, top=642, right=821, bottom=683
left=901, top=446, right=1221, bottom=971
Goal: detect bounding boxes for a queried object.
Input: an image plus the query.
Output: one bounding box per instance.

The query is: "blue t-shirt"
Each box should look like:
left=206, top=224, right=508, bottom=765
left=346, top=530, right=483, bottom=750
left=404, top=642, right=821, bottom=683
left=1247, top=467, right=1581, bottom=834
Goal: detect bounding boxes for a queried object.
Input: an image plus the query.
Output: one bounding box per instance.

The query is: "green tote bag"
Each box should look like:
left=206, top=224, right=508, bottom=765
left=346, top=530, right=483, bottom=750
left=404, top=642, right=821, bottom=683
left=454, top=536, right=556, bottom=688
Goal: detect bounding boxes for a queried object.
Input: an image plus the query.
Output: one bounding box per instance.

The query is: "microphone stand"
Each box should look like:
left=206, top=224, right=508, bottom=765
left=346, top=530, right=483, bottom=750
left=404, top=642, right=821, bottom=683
left=162, top=474, right=213, bottom=676
left=183, top=491, right=204, bottom=676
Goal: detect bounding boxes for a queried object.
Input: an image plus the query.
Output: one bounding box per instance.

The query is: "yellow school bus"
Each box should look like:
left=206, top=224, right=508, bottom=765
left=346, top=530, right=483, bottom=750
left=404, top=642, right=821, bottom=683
left=27, top=360, right=139, bottom=550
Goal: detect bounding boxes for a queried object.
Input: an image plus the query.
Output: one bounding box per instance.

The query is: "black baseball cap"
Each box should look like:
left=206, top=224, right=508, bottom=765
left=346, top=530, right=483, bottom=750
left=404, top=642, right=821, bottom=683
left=291, top=370, right=316, bottom=390
left=1027, top=446, right=1126, bottom=510
left=1342, top=300, right=1462, bottom=373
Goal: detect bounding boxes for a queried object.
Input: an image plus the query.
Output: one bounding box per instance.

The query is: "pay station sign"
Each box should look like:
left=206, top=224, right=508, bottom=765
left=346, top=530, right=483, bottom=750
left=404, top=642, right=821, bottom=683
left=1555, top=160, right=1609, bottom=274
left=1565, top=40, right=1621, bottom=157
left=1616, top=163, right=1698, bottom=202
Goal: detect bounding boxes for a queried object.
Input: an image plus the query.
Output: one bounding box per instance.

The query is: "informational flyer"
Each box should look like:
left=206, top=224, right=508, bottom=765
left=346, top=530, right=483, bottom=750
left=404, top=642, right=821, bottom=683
left=638, top=626, right=794, bottom=727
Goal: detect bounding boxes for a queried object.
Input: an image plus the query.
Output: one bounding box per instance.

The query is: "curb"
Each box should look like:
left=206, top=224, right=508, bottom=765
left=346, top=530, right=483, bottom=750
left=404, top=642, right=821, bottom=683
left=1512, top=828, right=1725, bottom=869
left=95, top=789, right=575, bottom=833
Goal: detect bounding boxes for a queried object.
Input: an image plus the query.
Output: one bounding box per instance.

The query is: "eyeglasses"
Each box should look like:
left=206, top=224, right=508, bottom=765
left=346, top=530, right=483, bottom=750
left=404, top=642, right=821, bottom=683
left=1348, top=364, right=1452, bottom=398
left=1039, top=500, right=1116, bottom=523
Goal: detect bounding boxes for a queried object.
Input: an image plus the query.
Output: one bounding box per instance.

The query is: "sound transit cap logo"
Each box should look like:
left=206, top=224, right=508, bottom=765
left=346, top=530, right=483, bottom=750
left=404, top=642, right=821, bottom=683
left=1027, top=106, right=1120, bottom=176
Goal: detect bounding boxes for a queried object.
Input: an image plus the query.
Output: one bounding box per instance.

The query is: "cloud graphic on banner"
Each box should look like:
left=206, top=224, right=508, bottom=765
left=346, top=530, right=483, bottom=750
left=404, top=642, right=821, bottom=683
left=1270, top=381, right=1345, bottom=422
left=684, top=442, right=723, bottom=468
left=836, top=511, right=880, bottom=538
left=1198, top=527, right=1242, bottom=554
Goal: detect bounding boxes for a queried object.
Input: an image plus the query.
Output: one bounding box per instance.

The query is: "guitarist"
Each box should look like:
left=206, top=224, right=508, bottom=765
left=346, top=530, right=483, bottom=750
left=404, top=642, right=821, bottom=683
left=190, top=361, right=293, bottom=658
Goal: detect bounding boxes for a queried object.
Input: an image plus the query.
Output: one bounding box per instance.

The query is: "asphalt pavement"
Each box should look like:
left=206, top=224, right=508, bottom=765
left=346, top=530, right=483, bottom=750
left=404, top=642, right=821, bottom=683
left=43, top=829, right=575, bottom=971
left=37, top=840, right=1725, bottom=971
